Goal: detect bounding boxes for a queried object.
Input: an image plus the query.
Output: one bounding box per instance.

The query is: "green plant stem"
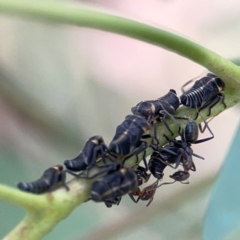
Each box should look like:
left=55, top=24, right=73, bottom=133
left=0, top=0, right=240, bottom=90
left=0, top=184, right=46, bottom=211
left=2, top=178, right=90, bottom=240
left=1, top=1, right=240, bottom=239
left=1, top=92, right=236, bottom=240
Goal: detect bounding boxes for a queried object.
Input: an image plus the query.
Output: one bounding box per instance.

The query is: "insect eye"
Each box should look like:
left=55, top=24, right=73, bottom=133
left=142, top=108, right=151, bottom=117
left=169, top=89, right=176, bottom=94
left=216, top=78, right=225, bottom=90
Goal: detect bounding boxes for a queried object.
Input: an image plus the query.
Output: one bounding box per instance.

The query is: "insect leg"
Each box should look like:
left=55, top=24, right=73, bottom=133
left=194, top=111, right=214, bottom=144
left=128, top=193, right=139, bottom=203
left=60, top=170, right=70, bottom=191
left=122, top=142, right=148, bottom=169
left=192, top=152, right=204, bottom=160
left=151, top=121, right=160, bottom=146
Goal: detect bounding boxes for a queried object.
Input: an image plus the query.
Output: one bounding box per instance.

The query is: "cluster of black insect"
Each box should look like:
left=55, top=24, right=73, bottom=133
left=17, top=73, right=227, bottom=207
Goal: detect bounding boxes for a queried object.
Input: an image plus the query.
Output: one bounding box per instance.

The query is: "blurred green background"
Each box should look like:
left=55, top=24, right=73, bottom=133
left=1, top=0, right=240, bottom=239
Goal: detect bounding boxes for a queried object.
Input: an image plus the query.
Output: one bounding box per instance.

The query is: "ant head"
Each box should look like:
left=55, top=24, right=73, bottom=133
left=170, top=171, right=190, bottom=181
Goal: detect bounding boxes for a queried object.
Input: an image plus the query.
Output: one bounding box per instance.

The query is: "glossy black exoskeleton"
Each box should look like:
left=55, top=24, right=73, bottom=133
left=148, top=151, right=168, bottom=180
left=104, top=197, right=122, bottom=208
left=153, top=116, right=214, bottom=173
left=170, top=170, right=190, bottom=183
left=134, top=165, right=151, bottom=186
left=180, top=73, right=226, bottom=119
left=109, top=115, right=151, bottom=168
left=17, top=165, right=69, bottom=194
left=103, top=166, right=150, bottom=208
left=91, top=167, right=138, bottom=203
left=131, top=89, right=180, bottom=122
left=131, top=89, right=180, bottom=142
left=64, top=135, right=109, bottom=172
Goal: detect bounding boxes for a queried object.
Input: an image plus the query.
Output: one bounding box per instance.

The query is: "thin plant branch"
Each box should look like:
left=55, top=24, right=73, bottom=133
left=0, top=0, right=240, bottom=89
left=0, top=1, right=239, bottom=239
left=1, top=95, right=237, bottom=240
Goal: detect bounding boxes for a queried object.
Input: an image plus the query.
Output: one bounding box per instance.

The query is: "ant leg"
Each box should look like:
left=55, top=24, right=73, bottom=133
left=128, top=194, right=139, bottom=203
left=146, top=196, right=154, bottom=207
left=155, top=152, right=181, bottom=169
left=157, top=181, right=176, bottom=188
left=190, top=162, right=196, bottom=172
left=68, top=163, right=118, bottom=180
left=192, top=152, right=204, bottom=160
left=163, top=134, right=184, bottom=148
left=84, top=165, right=116, bottom=179
left=206, top=94, right=226, bottom=116
left=104, top=153, right=118, bottom=163
left=142, top=150, right=148, bottom=171
left=159, top=107, right=182, bottom=135
left=194, top=111, right=214, bottom=144
left=65, top=169, right=81, bottom=178
left=117, top=197, right=122, bottom=205
left=163, top=133, right=171, bottom=142
left=151, top=122, right=160, bottom=146
left=199, top=117, right=214, bottom=133
left=122, top=142, right=148, bottom=167
left=180, top=181, right=190, bottom=184
left=161, top=118, right=174, bottom=136
left=61, top=171, right=70, bottom=191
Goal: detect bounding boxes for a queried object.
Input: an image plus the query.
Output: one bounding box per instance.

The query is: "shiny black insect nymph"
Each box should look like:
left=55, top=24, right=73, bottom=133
left=131, top=89, right=180, bottom=122
left=131, top=89, right=180, bottom=139
left=103, top=166, right=150, bottom=208
left=17, top=165, right=69, bottom=194
left=64, top=135, right=109, bottom=172
left=91, top=167, right=138, bottom=204
left=180, top=73, right=226, bottom=119
left=109, top=115, right=151, bottom=167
